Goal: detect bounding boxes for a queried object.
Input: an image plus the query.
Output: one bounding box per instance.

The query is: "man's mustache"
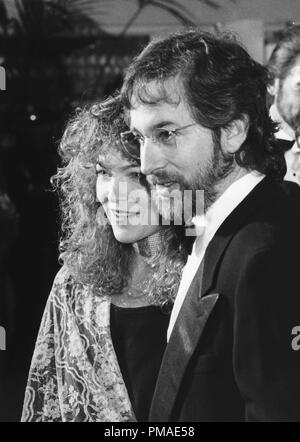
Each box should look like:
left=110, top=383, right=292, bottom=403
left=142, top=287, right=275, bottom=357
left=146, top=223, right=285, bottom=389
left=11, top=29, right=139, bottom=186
left=147, top=170, right=185, bottom=186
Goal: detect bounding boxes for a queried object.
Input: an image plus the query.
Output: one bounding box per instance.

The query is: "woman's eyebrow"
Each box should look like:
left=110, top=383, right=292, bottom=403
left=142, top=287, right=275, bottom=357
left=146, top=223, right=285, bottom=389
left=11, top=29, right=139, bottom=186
left=96, top=159, right=110, bottom=169
left=119, top=163, right=140, bottom=172
left=97, top=158, right=139, bottom=172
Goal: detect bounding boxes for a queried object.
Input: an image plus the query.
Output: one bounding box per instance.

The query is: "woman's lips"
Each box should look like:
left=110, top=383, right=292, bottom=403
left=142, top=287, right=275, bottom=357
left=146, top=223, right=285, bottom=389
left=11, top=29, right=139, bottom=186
left=155, top=182, right=180, bottom=195
left=155, top=182, right=174, bottom=188
left=109, top=208, right=140, bottom=219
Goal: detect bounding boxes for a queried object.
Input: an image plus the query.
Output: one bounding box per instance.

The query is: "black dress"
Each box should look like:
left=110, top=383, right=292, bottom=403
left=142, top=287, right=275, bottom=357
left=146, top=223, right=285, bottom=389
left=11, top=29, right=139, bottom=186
left=110, top=304, right=170, bottom=422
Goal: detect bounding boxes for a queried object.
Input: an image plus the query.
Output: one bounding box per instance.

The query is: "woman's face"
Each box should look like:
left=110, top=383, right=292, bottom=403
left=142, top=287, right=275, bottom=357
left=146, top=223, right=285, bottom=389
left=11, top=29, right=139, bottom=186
left=96, top=148, right=161, bottom=243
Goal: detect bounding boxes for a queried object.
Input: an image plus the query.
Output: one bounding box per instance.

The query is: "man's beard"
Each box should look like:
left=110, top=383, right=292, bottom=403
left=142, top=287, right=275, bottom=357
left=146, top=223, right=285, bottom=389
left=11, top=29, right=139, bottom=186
left=148, top=135, right=235, bottom=225
left=277, top=83, right=300, bottom=130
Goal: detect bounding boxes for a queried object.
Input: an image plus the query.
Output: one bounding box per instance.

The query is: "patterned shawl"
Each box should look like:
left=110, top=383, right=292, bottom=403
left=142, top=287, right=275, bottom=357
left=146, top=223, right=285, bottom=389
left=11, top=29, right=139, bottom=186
left=21, top=266, right=136, bottom=422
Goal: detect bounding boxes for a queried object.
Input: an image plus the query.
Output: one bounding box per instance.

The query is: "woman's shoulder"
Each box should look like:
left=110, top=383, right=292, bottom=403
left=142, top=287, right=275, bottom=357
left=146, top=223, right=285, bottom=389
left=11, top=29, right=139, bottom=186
left=49, top=265, right=80, bottom=304
left=48, top=265, right=109, bottom=326
left=52, top=265, right=73, bottom=290
left=50, top=265, right=97, bottom=305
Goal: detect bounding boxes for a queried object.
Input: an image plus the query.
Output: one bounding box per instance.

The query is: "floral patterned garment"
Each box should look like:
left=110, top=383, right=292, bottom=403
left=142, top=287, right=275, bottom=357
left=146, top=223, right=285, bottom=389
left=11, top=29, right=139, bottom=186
left=21, top=266, right=136, bottom=422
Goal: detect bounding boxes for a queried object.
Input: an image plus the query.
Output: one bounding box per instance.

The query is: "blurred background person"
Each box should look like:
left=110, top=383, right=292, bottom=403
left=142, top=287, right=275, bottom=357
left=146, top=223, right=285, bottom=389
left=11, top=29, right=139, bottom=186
left=267, top=24, right=300, bottom=185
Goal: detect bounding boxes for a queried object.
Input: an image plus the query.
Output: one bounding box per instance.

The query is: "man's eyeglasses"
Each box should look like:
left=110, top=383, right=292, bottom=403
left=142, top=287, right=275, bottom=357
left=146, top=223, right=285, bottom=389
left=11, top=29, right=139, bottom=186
left=120, top=123, right=196, bottom=160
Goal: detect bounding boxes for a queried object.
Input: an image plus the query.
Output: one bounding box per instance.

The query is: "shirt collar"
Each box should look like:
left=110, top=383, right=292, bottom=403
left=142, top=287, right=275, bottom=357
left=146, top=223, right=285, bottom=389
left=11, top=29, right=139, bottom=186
left=192, top=171, right=265, bottom=256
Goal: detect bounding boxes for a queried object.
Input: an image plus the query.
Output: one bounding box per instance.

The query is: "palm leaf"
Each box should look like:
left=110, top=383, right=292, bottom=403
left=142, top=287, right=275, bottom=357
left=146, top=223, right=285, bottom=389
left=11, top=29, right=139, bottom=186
left=146, top=0, right=195, bottom=25
left=120, top=0, right=236, bottom=35
left=68, top=0, right=235, bottom=35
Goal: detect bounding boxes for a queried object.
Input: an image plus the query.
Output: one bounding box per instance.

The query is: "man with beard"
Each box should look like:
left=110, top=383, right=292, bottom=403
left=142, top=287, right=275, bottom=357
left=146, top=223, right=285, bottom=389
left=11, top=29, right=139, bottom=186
left=268, top=24, right=300, bottom=185
left=120, top=29, right=300, bottom=422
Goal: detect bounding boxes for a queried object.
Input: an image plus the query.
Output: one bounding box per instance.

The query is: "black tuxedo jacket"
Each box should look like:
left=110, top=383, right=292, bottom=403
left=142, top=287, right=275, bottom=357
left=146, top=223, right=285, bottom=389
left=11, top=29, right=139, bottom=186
left=149, top=177, right=300, bottom=422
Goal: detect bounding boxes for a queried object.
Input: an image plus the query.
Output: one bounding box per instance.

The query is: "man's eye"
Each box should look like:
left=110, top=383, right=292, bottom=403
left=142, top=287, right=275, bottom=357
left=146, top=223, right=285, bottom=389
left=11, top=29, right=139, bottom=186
left=157, top=130, right=174, bottom=144
left=133, top=133, right=143, bottom=145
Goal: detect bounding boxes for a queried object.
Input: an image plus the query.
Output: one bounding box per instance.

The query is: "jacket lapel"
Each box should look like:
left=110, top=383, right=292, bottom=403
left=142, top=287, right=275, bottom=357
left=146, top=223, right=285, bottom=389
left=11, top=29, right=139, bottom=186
left=149, top=260, right=219, bottom=421
left=149, top=177, right=281, bottom=422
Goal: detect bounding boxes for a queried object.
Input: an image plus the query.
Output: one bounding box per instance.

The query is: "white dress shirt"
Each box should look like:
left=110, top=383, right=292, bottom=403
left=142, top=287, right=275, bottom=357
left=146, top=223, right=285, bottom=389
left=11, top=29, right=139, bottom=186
left=167, top=171, right=265, bottom=341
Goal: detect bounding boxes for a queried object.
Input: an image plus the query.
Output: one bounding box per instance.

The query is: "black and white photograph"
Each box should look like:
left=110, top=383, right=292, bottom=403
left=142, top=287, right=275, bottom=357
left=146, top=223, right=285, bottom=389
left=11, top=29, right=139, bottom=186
left=1, top=0, right=300, bottom=425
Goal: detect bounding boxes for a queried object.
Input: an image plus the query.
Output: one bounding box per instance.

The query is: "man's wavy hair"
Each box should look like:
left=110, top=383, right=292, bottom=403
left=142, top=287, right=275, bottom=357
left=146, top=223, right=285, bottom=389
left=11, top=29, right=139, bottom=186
left=122, top=29, right=285, bottom=180
left=52, top=95, right=189, bottom=307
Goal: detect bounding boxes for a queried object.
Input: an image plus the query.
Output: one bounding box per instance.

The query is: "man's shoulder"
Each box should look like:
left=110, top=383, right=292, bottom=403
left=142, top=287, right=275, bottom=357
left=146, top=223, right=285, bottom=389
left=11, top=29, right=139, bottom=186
left=226, top=178, right=300, bottom=256
left=258, top=178, right=300, bottom=227
left=236, top=182, right=300, bottom=251
left=280, top=179, right=300, bottom=202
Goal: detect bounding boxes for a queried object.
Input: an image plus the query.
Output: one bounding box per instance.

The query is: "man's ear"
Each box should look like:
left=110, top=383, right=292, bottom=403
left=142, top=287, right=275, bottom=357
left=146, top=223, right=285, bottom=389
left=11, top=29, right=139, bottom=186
left=221, top=115, right=249, bottom=154
left=267, top=78, right=279, bottom=96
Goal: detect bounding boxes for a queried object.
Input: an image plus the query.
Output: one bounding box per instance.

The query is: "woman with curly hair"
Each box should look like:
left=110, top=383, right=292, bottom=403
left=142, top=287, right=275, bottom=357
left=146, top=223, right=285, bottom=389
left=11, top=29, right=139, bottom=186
left=21, top=95, right=190, bottom=422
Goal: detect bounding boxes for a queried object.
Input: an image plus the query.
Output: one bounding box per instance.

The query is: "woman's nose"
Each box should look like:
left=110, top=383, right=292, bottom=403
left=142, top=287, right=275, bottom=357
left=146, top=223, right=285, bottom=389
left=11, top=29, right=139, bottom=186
left=107, top=177, right=130, bottom=204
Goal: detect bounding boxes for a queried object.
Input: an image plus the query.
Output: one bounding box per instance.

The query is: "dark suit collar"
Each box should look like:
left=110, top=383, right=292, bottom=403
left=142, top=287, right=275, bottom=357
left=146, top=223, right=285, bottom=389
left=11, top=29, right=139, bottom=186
left=202, top=176, right=281, bottom=295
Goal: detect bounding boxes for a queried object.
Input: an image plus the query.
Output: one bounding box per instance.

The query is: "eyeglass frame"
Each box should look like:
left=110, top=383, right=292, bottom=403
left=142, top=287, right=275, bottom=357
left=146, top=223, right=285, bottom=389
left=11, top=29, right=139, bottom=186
left=295, top=127, right=300, bottom=148
left=120, top=123, right=197, bottom=160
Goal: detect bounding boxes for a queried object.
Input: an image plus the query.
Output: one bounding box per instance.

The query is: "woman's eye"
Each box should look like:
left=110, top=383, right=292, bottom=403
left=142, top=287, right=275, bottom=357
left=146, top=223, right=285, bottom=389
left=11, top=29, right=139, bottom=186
left=95, top=164, right=109, bottom=176
left=130, top=171, right=142, bottom=180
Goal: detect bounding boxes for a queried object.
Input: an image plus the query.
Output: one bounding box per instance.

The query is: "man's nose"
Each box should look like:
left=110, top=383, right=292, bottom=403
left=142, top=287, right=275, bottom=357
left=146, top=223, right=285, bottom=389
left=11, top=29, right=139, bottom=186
left=140, top=139, right=166, bottom=176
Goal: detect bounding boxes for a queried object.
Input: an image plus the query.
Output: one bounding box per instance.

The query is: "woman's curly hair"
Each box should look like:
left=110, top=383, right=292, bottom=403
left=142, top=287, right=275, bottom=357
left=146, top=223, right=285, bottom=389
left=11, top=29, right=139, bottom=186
left=52, top=95, right=190, bottom=307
